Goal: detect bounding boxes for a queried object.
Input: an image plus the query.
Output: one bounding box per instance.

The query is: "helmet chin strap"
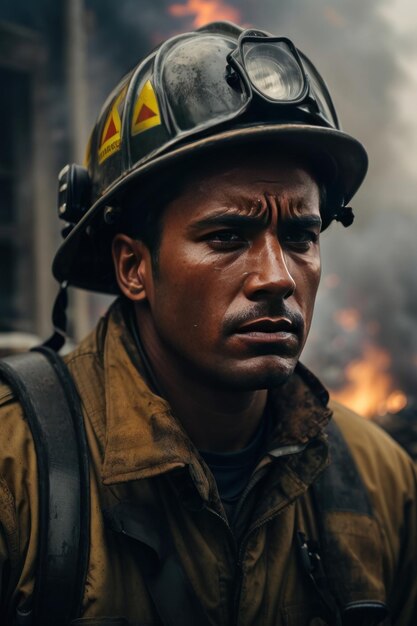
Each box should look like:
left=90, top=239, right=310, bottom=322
left=42, top=282, right=69, bottom=352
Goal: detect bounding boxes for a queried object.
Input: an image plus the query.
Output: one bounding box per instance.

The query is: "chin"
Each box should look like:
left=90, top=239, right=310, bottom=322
left=243, top=365, right=296, bottom=390
left=212, top=355, right=299, bottom=391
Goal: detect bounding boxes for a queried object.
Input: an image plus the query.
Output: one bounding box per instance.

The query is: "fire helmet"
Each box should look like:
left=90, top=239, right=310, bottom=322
left=53, top=21, right=368, bottom=294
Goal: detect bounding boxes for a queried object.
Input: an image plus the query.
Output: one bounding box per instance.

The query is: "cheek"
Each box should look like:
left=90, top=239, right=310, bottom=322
left=289, top=254, right=321, bottom=312
left=153, top=258, right=229, bottom=340
left=306, top=258, right=322, bottom=298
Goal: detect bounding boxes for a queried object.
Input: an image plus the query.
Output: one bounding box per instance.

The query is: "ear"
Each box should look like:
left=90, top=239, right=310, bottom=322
left=112, top=234, right=151, bottom=302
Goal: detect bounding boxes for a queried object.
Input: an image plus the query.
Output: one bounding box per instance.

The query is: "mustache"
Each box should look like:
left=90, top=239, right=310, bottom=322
left=223, top=303, right=305, bottom=335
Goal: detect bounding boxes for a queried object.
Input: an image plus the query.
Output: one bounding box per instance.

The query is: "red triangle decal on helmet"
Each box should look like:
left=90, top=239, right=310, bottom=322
left=136, top=103, right=157, bottom=124
left=103, top=115, right=118, bottom=143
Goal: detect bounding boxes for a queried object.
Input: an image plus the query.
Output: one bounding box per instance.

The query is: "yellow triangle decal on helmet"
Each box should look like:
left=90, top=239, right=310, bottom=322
left=98, top=87, right=126, bottom=164
left=131, top=80, right=161, bottom=136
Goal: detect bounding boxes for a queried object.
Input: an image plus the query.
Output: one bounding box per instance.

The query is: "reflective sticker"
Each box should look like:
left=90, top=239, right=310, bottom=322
left=98, top=87, right=127, bottom=164
left=131, top=80, right=161, bottom=136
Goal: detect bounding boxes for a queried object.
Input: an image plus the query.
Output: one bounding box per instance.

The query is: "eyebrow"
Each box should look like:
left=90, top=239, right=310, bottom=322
left=188, top=212, right=322, bottom=233
left=284, top=215, right=322, bottom=229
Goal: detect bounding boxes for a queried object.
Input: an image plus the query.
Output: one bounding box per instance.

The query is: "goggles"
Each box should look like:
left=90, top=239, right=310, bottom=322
left=227, top=32, right=339, bottom=127
left=154, top=28, right=340, bottom=147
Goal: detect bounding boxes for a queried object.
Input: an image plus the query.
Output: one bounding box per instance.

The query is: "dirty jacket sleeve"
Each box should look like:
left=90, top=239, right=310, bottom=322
left=0, top=383, right=39, bottom=621
left=332, top=400, right=417, bottom=624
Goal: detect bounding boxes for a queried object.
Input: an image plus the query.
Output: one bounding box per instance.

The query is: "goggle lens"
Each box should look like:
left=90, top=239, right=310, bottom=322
left=243, top=41, right=305, bottom=101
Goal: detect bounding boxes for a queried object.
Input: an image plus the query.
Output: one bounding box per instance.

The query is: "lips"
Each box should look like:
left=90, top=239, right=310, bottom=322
left=230, top=316, right=300, bottom=354
left=236, top=317, right=295, bottom=334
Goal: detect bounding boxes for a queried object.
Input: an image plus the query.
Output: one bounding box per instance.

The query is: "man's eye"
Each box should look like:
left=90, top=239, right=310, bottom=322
left=282, top=230, right=319, bottom=250
left=206, top=231, right=246, bottom=246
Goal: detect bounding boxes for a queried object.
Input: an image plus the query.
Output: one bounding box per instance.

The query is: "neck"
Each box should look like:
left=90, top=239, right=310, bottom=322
left=164, top=378, right=268, bottom=453
left=134, top=308, right=268, bottom=453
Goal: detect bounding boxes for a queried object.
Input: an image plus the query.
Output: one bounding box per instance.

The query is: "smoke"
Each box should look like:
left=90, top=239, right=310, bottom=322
left=303, top=211, right=417, bottom=397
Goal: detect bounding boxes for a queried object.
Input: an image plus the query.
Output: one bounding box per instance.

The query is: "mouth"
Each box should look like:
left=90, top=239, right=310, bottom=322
left=237, top=317, right=294, bottom=334
left=233, top=317, right=299, bottom=348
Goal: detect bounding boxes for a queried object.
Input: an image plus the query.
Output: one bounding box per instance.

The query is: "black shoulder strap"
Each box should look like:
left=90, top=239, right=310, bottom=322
left=0, top=347, right=90, bottom=625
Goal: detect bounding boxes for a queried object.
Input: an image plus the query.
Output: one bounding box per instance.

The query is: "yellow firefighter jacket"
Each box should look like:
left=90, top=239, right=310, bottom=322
left=0, top=300, right=416, bottom=625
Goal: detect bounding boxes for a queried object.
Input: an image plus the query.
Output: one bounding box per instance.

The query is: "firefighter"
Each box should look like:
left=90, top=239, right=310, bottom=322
left=0, top=21, right=416, bottom=625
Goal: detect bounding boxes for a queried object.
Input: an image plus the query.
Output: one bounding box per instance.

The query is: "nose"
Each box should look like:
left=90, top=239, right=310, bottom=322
left=243, top=236, right=296, bottom=301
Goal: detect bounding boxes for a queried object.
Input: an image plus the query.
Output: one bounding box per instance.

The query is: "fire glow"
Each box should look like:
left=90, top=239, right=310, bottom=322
left=331, top=342, right=407, bottom=419
left=168, top=0, right=241, bottom=27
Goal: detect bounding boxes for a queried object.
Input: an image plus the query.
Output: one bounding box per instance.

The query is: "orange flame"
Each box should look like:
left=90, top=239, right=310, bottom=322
left=169, top=0, right=241, bottom=28
left=331, top=343, right=407, bottom=418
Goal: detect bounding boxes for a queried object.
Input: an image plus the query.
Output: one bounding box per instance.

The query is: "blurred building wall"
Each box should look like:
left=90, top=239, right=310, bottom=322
left=0, top=3, right=112, bottom=351
left=0, top=20, right=57, bottom=343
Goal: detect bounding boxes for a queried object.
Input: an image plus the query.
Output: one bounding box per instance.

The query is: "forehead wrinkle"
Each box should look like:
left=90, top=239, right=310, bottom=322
left=188, top=173, right=319, bottom=227
left=222, top=189, right=313, bottom=225
left=243, top=194, right=269, bottom=222
left=267, top=190, right=320, bottom=218
left=196, top=189, right=316, bottom=227
left=204, top=193, right=271, bottom=223
left=260, top=193, right=317, bottom=226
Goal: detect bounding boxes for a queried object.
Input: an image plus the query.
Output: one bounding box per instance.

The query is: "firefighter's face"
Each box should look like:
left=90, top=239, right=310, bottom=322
left=117, top=153, right=322, bottom=390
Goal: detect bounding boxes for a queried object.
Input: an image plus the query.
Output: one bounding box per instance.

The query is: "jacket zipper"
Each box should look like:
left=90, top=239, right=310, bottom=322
left=205, top=448, right=308, bottom=625
left=207, top=482, right=288, bottom=626
left=232, top=506, right=293, bottom=626
left=230, top=454, right=307, bottom=626
left=205, top=505, right=242, bottom=626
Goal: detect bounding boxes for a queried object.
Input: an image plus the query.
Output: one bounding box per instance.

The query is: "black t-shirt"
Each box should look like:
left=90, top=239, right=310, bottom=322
left=199, top=416, right=268, bottom=523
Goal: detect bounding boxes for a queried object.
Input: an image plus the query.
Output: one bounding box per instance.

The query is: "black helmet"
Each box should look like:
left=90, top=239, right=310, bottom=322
left=53, top=21, right=368, bottom=294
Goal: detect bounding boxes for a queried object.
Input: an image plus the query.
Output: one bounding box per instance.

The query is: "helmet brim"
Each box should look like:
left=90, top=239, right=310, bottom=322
left=53, top=123, right=368, bottom=293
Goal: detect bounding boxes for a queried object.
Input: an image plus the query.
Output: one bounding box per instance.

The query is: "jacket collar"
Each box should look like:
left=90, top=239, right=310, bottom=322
left=95, top=300, right=332, bottom=490
left=100, top=301, right=195, bottom=484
